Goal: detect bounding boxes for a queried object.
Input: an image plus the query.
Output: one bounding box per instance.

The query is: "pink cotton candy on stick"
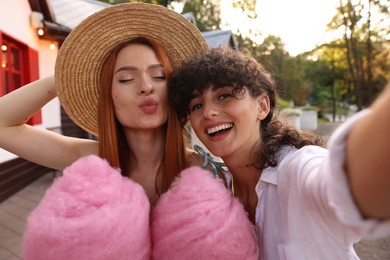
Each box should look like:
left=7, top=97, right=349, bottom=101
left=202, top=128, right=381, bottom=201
left=22, top=155, right=151, bottom=260
left=151, top=166, right=259, bottom=259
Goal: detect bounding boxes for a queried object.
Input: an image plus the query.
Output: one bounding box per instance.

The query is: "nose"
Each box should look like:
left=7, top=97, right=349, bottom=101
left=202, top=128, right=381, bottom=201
left=138, top=76, right=154, bottom=96
left=203, top=101, right=219, bottom=119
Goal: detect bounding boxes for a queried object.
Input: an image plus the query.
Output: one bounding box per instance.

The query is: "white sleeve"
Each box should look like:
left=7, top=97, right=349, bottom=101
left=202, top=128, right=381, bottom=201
left=324, top=109, right=390, bottom=240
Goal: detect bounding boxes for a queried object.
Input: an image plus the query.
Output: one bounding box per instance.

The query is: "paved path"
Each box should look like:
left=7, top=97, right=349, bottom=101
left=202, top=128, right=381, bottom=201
left=314, top=121, right=343, bottom=143
left=0, top=173, right=55, bottom=260
left=355, top=237, right=390, bottom=259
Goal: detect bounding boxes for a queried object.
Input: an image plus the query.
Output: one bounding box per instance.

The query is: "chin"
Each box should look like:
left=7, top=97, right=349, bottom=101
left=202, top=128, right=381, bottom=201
left=139, top=119, right=166, bottom=130
left=206, top=147, right=225, bottom=158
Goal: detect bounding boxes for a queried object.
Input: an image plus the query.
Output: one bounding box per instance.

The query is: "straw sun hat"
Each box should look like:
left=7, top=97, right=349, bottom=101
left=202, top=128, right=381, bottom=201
left=55, top=2, right=208, bottom=137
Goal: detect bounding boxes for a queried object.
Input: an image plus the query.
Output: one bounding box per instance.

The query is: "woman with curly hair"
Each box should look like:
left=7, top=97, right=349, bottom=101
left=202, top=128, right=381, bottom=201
left=169, top=45, right=390, bottom=259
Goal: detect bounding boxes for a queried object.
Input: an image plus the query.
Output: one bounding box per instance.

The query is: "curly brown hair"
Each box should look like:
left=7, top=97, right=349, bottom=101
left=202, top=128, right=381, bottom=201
left=169, top=46, right=323, bottom=169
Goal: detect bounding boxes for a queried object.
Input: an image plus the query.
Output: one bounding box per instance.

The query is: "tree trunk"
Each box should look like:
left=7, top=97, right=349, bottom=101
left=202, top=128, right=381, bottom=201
left=366, top=0, right=374, bottom=106
left=339, top=0, right=367, bottom=110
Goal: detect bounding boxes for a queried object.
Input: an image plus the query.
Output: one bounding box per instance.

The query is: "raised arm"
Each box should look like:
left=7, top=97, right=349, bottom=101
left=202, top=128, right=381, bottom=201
left=0, top=76, right=97, bottom=170
left=346, top=84, right=390, bottom=219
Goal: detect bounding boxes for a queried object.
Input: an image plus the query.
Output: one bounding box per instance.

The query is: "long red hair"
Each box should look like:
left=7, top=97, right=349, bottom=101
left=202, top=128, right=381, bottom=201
left=98, top=38, right=188, bottom=194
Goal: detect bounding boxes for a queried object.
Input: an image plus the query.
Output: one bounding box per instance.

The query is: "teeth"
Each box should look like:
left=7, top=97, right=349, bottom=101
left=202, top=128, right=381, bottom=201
left=207, top=123, right=233, bottom=134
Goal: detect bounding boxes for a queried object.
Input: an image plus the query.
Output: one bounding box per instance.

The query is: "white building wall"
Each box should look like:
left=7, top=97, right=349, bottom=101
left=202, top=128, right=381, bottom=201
left=0, top=0, right=35, bottom=44
left=0, top=0, right=60, bottom=163
left=38, top=42, right=60, bottom=130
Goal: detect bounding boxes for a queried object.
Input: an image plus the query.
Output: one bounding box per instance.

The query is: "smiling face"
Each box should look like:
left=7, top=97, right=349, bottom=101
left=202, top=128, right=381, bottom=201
left=189, top=86, right=270, bottom=160
left=111, top=43, right=168, bottom=131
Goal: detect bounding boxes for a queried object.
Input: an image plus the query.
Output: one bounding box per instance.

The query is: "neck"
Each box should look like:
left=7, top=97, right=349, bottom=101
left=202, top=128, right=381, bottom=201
left=226, top=161, right=261, bottom=224
left=124, top=127, right=166, bottom=206
left=125, top=127, right=165, bottom=170
left=228, top=165, right=260, bottom=194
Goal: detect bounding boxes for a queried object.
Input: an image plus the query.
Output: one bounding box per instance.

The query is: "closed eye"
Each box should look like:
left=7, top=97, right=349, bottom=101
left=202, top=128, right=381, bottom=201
left=118, top=78, right=134, bottom=83
left=152, top=76, right=166, bottom=80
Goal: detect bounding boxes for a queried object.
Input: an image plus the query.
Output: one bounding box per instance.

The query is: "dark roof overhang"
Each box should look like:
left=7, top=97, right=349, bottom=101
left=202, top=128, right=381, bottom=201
left=28, top=0, right=71, bottom=43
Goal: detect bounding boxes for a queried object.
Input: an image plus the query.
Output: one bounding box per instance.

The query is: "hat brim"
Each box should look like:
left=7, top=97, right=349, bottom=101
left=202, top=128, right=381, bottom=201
left=55, top=3, right=208, bottom=137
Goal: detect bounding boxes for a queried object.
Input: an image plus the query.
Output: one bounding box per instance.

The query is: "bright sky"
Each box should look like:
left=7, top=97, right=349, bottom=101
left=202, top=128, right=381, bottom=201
left=220, top=0, right=340, bottom=56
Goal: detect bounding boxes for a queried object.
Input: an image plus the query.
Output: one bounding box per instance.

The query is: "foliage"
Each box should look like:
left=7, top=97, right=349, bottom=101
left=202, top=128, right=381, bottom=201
left=303, top=59, right=335, bottom=107
left=96, top=0, right=390, bottom=117
left=276, top=97, right=293, bottom=110
left=96, top=0, right=170, bottom=6
left=182, top=0, right=222, bottom=31
left=230, top=0, right=261, bottom=42
left=279, top=108, right=301, bottom=120
left=326, top=0, right=390, bottom=109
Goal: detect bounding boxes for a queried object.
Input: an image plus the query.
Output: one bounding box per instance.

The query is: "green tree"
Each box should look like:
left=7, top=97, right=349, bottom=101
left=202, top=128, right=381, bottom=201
left=327, top=0, right=390, bottom=109
left=229, top=0, right=261, bottom=49
left=282, top=57, right=312, bottom=106
left=256, top=36, right=289, bottom=74
left=303, top=57, right=336, bottom=120
left=306, top=42, right=351, bottom=121
left=97, top=0, right=170, bottom=6
left=95, top=0, right=222, bottom=31
left=182, top=0, right=222, bottom=31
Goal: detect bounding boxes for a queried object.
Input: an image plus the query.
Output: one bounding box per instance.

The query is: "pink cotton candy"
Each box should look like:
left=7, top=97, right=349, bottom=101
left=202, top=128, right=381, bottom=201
left=22, top=155, right=151, bottom=260
left=151, top=166, right=259, bottom=260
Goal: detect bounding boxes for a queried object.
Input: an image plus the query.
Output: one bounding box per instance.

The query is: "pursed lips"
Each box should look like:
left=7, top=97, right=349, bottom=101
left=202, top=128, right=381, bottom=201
left=139, top=98, right=158, bottom=114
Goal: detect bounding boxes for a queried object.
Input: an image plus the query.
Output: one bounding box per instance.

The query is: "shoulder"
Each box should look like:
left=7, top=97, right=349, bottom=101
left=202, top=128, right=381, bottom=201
left=186, top=148, right=204, bottom=167
left=186, top=147, right=228, bottom=182
left=278, top=145, right=327, bottom=168
left=270, top=145, right=328, bottom=185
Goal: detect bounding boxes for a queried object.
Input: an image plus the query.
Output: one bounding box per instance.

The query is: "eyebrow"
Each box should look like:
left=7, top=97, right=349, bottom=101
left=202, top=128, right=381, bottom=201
left=191, top=90, right=202, bottom=99
left=114, top=64, right=163, bottom=74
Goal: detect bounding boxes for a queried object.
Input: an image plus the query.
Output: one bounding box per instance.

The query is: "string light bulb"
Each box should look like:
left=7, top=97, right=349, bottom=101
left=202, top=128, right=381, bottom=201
left=37, top=28, right=44, bottom=36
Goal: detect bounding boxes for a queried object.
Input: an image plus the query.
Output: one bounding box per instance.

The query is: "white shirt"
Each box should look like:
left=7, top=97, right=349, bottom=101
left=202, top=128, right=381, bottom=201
left=253, top=110, right=390, bottom=259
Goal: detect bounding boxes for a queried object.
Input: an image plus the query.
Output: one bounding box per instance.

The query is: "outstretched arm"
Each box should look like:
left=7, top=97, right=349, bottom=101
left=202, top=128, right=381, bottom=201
left=0, top=76, right=97, bottom=170
left=346, top=84, right=390, bottom=219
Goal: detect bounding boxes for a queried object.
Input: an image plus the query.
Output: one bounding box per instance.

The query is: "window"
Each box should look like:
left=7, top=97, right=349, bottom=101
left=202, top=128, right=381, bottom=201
left=2, top=40, right=22, bottom=94
left=0, top=32, right=41, bottom=125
